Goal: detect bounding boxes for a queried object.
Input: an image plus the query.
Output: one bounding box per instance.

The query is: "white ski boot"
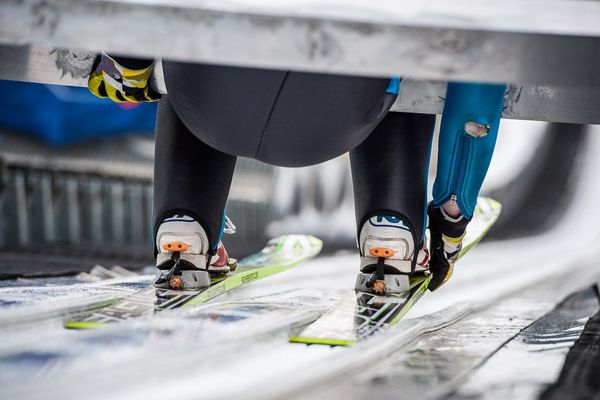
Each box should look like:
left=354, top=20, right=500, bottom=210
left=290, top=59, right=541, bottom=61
left=356, top=215, right=429, bottom=295
left=154, top=214, right=237, bottom=290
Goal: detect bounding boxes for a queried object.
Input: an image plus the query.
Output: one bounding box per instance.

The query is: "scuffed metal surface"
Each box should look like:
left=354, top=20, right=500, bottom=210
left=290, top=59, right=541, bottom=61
left=1, top=237, right=600, bottom=400
left=297, top=271, right=600, bottom=400
left=540, top=297, right=600, bottom=400
left=1, top=0, right=600, bottom=86
left=2, top=44, right=599, bottom=123
left=52, top=48, right=95, bottom=79
left=451, top=287, right=600, bottom=400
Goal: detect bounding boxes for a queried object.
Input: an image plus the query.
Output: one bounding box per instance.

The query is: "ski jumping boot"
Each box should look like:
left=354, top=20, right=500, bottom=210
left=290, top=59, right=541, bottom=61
left=154, top=214, right=237, bottom=290
left=356, top=215, right=429, bottom=295
left=427, top=201, right=469, bottom=291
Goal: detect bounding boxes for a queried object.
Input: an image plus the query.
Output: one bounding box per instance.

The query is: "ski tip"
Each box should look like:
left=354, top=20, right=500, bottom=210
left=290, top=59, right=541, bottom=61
left=476, top=196, right=502, bottom=214
left=288, top=336, right=356, bottom=347
left=64, top=321, right=108, bottom=330
left=270, top=234, right=323, bottom=252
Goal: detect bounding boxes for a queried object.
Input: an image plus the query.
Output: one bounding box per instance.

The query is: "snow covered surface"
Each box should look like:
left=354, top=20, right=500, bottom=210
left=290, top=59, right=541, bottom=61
left=0, top=126, right=598, bottom=399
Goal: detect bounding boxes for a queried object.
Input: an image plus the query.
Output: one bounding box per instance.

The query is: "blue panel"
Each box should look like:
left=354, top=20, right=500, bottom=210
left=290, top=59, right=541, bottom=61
left=385, top=77, right=401, bottom=94
left=0, top=80, right=157, bottom=145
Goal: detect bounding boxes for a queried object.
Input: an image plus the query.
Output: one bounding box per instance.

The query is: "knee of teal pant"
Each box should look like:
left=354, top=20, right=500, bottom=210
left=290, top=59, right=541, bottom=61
left=432, top=82, right=506, bottom=219
left=386, top=77, right=401, bottom=94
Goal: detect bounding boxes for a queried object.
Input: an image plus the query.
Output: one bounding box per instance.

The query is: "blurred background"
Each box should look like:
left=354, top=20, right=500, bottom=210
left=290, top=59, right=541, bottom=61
left=0, top=80, right=588, bottom=278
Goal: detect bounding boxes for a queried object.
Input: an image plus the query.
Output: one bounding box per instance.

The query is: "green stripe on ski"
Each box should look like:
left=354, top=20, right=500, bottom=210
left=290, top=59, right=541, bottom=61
left=288, top=336, right=356, bottom=346
left=64, top=321, right=109, bottom=329
left=459, top=197, right=501, bottom=257
left=185, top=258, right=318, bottom=306
left=64, top=235, right=322, bottom=329
left=386, top=199, right=501, bottom=325
left=290, top=197, right=502, bottom=346
left=389, top=275, right=432, bottom=325
left=186, top=235, right=323, bottom=307
left=387, top=198, right=501, bottom=325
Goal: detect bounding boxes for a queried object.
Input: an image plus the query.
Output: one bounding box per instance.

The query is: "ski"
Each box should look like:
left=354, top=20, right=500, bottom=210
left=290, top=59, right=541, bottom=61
left=289, top=197, right=501, bottom=346
left=65, top=234, right=322, bottom=329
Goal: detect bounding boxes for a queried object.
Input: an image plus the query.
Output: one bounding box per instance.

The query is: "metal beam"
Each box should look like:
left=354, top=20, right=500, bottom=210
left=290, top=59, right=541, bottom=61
left=1, top=45, right=599, bottom=125
left=1, top=0, right=600, bottom=87
left=393, top=81, right=600, bottom=126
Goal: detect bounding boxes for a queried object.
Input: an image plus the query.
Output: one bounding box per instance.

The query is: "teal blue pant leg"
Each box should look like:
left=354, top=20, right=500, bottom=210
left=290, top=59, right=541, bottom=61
left=432, top=82, right=506, bottom=219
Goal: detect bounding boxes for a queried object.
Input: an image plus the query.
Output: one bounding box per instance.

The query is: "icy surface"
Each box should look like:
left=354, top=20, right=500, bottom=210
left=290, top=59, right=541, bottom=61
left=1, top=126, right=600, bottom=400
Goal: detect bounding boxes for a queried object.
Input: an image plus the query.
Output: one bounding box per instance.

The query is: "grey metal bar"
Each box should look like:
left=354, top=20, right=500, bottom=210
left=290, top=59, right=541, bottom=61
left=82, top=178, right=104, bottom=244
left=38, top=173, right=56, bottom=242
left=13, top=171, right=30, bottom=246
left=393, top=81, right=600, bottom=125
left=0, top=0, right=599, bottom=87
left=126, top=183, right=144, bottom=243
left=65, top=178, right=81, bottom=243
left=109, top=181, right=125, bottom=243
left=2, top=45, right=599, bottom=124
left=144, top=184, right=153, bottom=242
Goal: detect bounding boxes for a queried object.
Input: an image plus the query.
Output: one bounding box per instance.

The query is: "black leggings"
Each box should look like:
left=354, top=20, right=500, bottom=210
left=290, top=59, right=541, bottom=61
left=154, top=63, right=435, bottom=249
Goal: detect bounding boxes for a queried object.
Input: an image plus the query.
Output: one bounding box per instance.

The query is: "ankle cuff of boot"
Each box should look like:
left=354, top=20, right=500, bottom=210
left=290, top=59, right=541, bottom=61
left=429, top=205, right=469, bottom=238
left=440, top=207, right=465, bottom=223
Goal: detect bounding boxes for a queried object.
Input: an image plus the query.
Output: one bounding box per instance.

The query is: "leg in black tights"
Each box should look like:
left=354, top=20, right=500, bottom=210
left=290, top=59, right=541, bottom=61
left=153, top=96, right=237, bottom=253
left=350, top=112, right=436, bottom=248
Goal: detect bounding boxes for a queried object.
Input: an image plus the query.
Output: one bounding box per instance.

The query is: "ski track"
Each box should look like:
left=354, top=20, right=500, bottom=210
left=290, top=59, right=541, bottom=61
left=1, top=126, right=600, bottom=399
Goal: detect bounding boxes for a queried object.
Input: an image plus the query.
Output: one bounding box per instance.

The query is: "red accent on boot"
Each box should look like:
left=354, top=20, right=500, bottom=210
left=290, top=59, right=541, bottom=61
left=210, top=242, right=229, bottom=268
left=418, top=248, right=430, bottom=267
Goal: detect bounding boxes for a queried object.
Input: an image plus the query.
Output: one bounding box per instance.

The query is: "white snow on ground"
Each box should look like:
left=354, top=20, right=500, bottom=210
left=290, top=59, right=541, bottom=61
left=0, top=126, right=597, bottom=400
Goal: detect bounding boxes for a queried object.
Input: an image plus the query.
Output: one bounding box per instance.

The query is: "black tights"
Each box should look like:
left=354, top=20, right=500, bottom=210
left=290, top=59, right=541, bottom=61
left=154, top=63, right=434, bottom=250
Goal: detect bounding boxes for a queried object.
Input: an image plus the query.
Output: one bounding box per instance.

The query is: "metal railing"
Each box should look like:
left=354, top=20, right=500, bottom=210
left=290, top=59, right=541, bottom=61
left=0, top=134, right=275, bottom=264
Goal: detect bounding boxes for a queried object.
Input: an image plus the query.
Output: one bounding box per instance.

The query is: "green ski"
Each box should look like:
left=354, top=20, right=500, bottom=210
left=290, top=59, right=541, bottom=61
left=289, top=197, right=501, bottom=346
left=66, top=234, right=322, bottom=329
